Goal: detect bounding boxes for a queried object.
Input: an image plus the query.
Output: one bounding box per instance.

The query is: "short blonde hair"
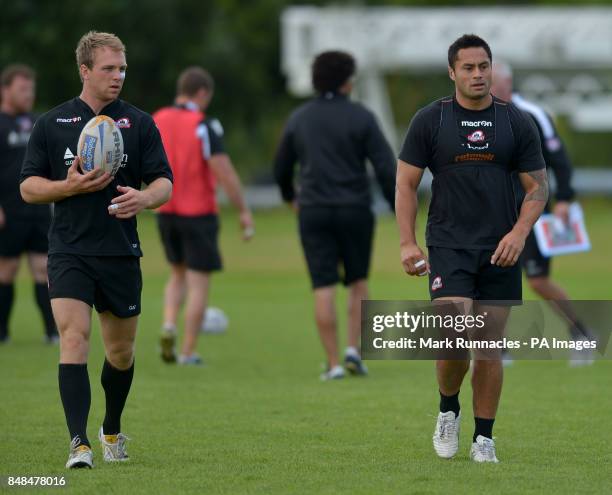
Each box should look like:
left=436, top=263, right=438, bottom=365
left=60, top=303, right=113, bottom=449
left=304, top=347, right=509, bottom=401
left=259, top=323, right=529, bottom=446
left=75, top=31, right=125, bottom=75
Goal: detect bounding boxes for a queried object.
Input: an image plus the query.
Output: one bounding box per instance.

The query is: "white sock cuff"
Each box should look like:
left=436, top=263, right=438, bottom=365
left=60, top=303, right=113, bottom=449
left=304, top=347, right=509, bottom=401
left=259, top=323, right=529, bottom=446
left=345, top=346, right=359, bottom=357
left=162, top=323, right=177, bottom=332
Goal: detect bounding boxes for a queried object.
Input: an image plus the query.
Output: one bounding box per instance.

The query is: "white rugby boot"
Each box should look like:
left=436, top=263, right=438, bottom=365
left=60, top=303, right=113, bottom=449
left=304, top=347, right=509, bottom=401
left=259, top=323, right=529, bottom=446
left=470, top=435, right=500, bottom=463
left=320, top=364, right=345, bottom=381
left=65, top=436, right=93, bottom=469
left=178, top=353, right=203, bottom=365
left=569, top=337, right=595, bottom=367
left=99, top=427, right=130, bottom=462
left=433, top=411, right=461, bottom=459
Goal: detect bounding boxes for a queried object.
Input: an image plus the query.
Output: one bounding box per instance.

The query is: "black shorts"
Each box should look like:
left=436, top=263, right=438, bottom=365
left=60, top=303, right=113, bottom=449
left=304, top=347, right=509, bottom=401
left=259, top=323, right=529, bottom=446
left=157, top=213, right=222, bottom=272
left=47, top=254, right=142, bottom=317
left=0, top=216, right=49, bottom=257
left=427, top=246, right=522, bottom=303
left=299, top=205, right=374, bottom=289
left=520, top=229, right=550, bottom=278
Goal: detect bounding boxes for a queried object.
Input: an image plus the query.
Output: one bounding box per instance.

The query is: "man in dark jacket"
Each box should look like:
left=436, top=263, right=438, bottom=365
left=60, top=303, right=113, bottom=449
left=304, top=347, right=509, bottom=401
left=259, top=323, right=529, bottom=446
left=274, top=51, right=396, bottom=381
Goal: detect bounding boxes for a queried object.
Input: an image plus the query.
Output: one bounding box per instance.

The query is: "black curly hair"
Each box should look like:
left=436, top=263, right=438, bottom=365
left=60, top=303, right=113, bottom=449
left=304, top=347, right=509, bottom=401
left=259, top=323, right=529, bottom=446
left=448, top=34, right=492, bottom=69
left=311, top=51, right=356, bottom=94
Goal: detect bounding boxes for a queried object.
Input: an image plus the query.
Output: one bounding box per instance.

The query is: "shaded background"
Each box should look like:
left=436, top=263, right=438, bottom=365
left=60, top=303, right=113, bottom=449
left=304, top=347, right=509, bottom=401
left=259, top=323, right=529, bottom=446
left=3, top=0, right=612, bottom=182
left=1, top=3, right=611, bottom=492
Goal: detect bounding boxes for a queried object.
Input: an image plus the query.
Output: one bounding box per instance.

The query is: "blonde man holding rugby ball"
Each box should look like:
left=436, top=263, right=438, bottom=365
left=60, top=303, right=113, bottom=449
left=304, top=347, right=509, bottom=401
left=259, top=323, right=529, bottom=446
left=20, top=31, right=173, bottom=469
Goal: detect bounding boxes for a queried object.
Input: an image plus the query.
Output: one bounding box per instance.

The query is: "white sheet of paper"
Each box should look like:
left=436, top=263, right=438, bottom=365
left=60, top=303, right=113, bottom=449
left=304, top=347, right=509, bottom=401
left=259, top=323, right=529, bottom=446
left=533, top=202, right=591, bottom=257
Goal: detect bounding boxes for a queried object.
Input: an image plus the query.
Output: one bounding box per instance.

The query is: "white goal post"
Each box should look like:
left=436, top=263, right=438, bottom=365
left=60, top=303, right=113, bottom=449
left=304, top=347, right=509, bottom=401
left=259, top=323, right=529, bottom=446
left=281, top=6, right=612, bottom=145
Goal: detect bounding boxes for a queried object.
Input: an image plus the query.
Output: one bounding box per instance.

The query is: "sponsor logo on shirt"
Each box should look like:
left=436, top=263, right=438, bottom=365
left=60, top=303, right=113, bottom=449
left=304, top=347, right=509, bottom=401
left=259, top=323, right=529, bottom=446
left=431, top=276, right=443, bottom=291
left=467, top=130, right=485, bottom=143
left=115, top=117, right=131, bottom=128
left=64, top=147, right=75, bottom=166
left=466, top=142, right=489, bottom=151
left=454, top=153, right=495, bottom=163
left=56, top=116, right=82, bottom=123
left=119, top=153, right=128, bottom=168
left=461, top=120, right=492, bottom=127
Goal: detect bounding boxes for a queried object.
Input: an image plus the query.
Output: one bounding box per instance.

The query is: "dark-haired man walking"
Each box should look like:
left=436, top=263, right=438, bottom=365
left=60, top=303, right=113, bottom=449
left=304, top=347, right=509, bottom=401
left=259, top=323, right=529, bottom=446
left=396, top=35, right=548, bottom=462
left=274, top=51, right=396, bottom=381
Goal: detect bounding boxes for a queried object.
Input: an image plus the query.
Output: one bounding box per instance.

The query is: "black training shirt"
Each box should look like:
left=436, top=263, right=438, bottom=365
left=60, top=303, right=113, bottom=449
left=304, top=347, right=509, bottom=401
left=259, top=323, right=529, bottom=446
left=399, top=96, right=545, bottom=249
left=21, top=97, right=173, bottom=257
left=0, top=112, right=50, bottom=220
left=274, top=92, right=396, bottom=210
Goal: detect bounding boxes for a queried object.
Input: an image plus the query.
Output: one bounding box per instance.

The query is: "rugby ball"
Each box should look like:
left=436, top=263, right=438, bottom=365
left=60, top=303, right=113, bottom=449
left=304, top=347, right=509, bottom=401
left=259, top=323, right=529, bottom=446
left=77, top=115, right=124, bottom=175
left=201, top=307, right=229, bottom=334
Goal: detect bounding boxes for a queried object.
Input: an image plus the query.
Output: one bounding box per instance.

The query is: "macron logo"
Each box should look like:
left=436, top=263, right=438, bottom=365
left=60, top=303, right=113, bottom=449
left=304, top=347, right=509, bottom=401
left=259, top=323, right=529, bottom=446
left=461, top=120, right=493, bottom=127
left=56, top=116, right=82, bottom=123
left=64, top=147, right=74, bottom=159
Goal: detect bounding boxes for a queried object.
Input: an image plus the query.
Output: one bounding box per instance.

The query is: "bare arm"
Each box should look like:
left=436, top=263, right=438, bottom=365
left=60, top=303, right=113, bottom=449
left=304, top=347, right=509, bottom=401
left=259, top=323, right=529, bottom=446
left=517, top=168, right=549, bottom=231
left=209, top=153, right=254, bottom=239
left=141, top=177, right=173, bottom=210
left=491, top=169, right=548, bottom=267
left=108, top=176, right=172, bottom=220
left=396, top=160, right=429, bottom=276
left=20, top=156, right=112, bottom=204
left=209, top=154, right=248, bottom=211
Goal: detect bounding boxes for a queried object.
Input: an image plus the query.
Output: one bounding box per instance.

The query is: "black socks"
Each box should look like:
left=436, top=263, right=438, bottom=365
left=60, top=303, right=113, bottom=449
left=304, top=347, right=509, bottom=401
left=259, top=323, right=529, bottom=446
left=440, top=391, right=495, bottom=442
left=569, top=319, right=592, bottom=340
left=34, top=282, right=57, bottom=338
left=0, top=283, right=57, bottom=340
left=101, top=359, right=134, bottom=435
left=474, top=417, right=495, bottom=442
left=439, top=390, right=460, bottom=416
left=0, top=283, right=14, bottom=341
left=58, top=364, right=91, bottom=446
left=58, top=359, right=134, bottom=445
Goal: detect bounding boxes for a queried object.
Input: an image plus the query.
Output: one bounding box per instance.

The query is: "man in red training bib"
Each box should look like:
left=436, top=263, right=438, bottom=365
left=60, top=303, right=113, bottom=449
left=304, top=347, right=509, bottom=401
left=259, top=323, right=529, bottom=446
left=153, top=67, right=253, bottom=365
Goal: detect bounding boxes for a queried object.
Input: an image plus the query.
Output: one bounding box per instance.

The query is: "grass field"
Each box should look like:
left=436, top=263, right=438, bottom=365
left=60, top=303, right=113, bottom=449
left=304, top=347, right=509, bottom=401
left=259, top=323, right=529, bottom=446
left=1, top=198, right=611, bottom=494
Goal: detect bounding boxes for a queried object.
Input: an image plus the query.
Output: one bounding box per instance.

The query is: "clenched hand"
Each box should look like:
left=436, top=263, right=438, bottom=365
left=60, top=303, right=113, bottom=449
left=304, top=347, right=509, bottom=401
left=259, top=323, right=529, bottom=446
left=400, top=243, right=430, bottom=276
left=108, top=185, right=149, bottom=219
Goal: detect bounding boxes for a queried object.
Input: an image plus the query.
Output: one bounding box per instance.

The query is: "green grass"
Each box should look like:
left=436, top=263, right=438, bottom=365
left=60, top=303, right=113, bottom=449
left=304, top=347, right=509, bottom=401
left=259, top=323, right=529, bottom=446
left=1, top=198, right=611, bottom=494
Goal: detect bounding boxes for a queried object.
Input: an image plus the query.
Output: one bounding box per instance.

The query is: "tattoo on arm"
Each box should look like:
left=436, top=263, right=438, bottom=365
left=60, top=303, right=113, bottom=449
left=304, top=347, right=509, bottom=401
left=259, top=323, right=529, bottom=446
left=524, top=169, right=549, bottom=202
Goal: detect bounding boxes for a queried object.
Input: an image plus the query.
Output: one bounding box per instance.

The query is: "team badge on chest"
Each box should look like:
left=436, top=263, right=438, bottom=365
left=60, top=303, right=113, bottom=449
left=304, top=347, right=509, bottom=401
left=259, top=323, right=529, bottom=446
left=467, top=130, right=485, bottom=143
